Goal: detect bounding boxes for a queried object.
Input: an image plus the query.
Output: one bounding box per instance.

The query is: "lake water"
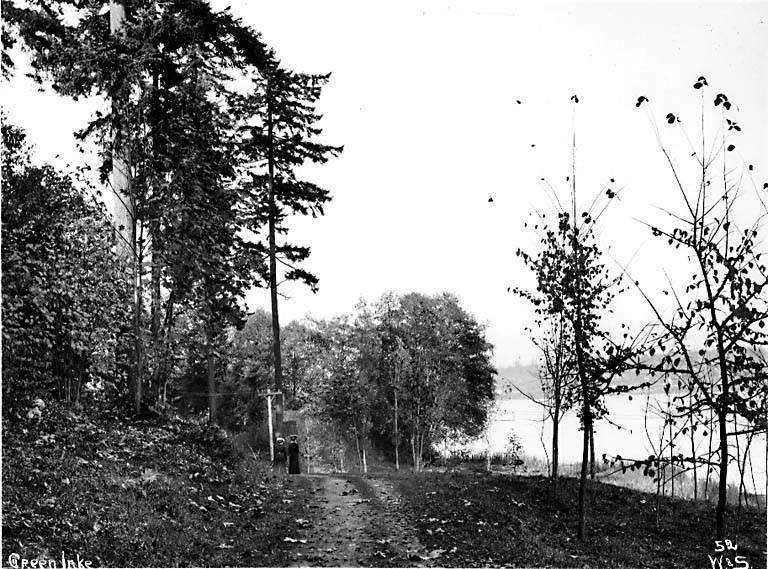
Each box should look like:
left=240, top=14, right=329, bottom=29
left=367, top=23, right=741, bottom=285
left=459, top=393, right=766, bottom=492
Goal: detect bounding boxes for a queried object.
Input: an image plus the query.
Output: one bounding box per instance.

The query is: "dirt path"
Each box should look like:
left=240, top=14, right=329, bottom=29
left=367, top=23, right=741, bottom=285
left=282, top=474, right=428, bottom=567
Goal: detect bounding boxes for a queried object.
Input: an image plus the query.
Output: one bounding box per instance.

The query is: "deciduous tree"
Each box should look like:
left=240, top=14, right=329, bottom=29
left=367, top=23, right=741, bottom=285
left=1, top=121, right=130, bottom=407
left=630, top=78, right=768, bottom=538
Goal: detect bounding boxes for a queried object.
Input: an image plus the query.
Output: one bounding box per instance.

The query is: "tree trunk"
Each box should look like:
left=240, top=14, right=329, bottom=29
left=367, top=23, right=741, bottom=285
left=741, top=430, right=756, bottom=510
left=110, top=1, right=139, bottom=415
left=570, top=195, right=591, bottom=540
left=574, top=318, right=590, bottom=539
left=669, top=406, right=675, bottom=499
left=540, top=413, right=550, bottom=475
left=696, top=234, right=731, bottom=537
left=716, top=409, right=728, bottom=538
left=711, top=327, right=730, bottom=537
left=266, top=94, right=284, bottom=438
left=689, top=400, right=698, bottom=500
left=394, top=388, right=400, bottom=471
left=133, top=231, right=144, bottom=415
left=156, top=294, right=175, bottom=406
left=655, top=460, right=661, bottom=528
left=578, top=407, right=590, bottom=539
left=150, top=235, right=161, bottom=403
left=705, top=406, right=714, bottom=501
left=589, top=423, right=595, bottom=480
left=734, top=415, right=743, bottom=510
left=267, top=395, right=274, bottom=461
left=75, top=366, right=83, bottom=406
left=148, top=63, right=161, bottom=406
left=110, top=0, right=129, bottom=243
left=552, top=416, right=560, bottom=496
left=734, top=415, right=752, bottom=513
left=207, top=330, right=217, bottom=425
left=354, top=426, right=363, bottom=471
left=552, top=381, right=561, bottom=481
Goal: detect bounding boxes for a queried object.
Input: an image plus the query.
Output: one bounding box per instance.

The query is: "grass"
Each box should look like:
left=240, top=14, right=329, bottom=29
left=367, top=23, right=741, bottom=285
left=4, top=397, right=765, bottom=568
left=393, top=469, right=767, bottom=568
left=453, top=451, right=767, bottom=510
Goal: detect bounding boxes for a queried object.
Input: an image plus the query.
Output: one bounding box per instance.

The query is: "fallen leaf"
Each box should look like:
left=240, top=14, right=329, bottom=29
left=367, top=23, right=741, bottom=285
left=420, top=549, right=446, bottom=561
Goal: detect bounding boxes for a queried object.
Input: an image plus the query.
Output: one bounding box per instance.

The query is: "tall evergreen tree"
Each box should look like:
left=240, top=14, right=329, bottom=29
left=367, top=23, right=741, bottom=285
left=241, top=62, right=343, bottom=434
left=5, top=0, right=272, bottom=413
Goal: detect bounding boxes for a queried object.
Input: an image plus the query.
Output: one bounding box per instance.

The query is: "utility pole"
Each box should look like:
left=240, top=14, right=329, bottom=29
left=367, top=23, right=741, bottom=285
left=267, top=393, right=274, bottom=461
left=264, top=390, right=282, bottom=461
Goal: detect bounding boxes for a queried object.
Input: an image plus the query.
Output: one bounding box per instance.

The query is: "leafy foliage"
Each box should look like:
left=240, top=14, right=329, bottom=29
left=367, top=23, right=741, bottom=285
left=1, top=121, right=130, bottom=406
left=515, top=186, right=646, bottom=422
left=630, top=77, right=768, bottom=538
left=280, top=293, right=496, bottom=467
left=3, top=0, right=279, bottom=416
left=515, top=102, right=648, bottom=537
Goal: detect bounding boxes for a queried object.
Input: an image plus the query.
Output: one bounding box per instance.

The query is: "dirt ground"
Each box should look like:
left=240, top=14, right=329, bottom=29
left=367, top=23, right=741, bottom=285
left=281, top=473, right=439, bottom=567
left=269, top=469, right=766, bottom=569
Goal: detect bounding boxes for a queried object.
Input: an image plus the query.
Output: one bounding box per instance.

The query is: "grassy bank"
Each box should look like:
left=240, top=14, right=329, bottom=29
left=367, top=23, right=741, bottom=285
left=451, top=452, right=767, bottom=509
left=393, top=469, right=767, bottom=568
left=2, top=399, right=305, bottom=567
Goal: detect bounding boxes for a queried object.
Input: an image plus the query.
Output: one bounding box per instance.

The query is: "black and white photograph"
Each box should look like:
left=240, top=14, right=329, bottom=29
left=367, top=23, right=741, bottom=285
left=1, top=1, right=767, bottom=567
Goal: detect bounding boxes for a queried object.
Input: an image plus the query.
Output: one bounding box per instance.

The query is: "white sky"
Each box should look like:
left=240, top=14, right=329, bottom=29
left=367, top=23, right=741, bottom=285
left=4, top=1, right=768, bottom=367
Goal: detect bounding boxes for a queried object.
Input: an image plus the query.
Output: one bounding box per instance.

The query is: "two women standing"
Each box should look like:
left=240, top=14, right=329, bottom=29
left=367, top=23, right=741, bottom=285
left=273, top=434, right=301, bottom=474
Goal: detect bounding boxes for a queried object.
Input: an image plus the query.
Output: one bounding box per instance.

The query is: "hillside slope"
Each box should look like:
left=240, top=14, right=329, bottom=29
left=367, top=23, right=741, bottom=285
left=2, top=399, right=306, bottom=567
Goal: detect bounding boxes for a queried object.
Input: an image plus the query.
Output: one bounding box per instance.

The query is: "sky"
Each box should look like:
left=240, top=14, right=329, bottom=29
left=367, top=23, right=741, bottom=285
left=4, top=0, right=768, bottom=367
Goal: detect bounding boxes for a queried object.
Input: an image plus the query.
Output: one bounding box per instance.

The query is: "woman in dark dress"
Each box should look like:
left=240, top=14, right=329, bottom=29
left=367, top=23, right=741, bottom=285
left=287, top=435, right=300, bottom=474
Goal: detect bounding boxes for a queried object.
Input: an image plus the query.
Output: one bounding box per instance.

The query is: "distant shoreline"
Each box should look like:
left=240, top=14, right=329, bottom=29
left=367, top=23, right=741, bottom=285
left=497, top=384, right=675, bottom=401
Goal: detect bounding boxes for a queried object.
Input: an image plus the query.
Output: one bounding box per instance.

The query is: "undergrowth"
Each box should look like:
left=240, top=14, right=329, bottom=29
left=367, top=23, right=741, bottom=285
left=2, top=397, right=305, bottom=567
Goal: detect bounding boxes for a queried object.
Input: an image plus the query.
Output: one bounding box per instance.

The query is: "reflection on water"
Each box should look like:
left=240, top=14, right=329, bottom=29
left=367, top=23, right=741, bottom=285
left=460, top=393, right=766, bottom=491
